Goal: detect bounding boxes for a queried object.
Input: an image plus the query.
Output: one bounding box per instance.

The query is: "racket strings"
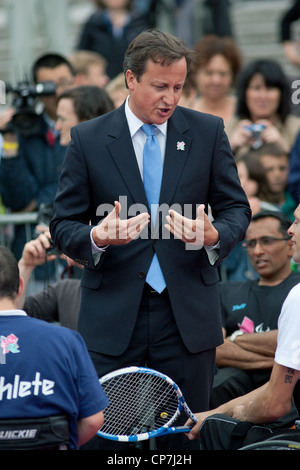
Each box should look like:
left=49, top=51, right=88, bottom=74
left=100, top=372, right=179, bottom=436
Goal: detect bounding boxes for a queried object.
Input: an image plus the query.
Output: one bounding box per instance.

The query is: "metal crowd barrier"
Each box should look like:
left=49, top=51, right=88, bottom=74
left=0, top=211, right=64, bottom=295
left=0, top=211, right=38, bottom=246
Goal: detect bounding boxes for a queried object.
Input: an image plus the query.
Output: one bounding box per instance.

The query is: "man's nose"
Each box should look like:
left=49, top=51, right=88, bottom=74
left=253, top=240, right=264, bottom=253
left=162, top=90, right=176, bottom=105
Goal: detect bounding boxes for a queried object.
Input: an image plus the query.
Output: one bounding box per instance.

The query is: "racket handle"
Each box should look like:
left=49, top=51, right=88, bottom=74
left=164, top=425, right=192, bottom=435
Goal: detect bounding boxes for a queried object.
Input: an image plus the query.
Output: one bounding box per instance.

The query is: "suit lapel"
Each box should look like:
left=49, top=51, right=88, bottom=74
left=105, top=106, right=192, bottom=229
left=159, top=108, right=191, bottom=209
left=106, top=107, right=149, bottom=210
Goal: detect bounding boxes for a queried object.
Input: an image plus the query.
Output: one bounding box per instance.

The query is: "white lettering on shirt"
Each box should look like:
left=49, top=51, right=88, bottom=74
left=0, top=372, right=55, bottom=400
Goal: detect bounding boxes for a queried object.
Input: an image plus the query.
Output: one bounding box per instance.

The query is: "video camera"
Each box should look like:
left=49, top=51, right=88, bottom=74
left=4, top=80, right=56, bottom=137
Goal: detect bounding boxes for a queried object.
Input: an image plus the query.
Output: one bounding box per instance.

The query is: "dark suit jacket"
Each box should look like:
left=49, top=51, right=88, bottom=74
left=50, top=104, right=251, bottom=356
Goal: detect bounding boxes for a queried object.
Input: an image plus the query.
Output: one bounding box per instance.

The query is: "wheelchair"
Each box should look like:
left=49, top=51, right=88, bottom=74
left=239, top=435, right=300, bottom=450
left=239, top=388, right=300, bottom=450
left=239, top=421, right=300, bottom=450
left=0, top=415, right=69, bottom=450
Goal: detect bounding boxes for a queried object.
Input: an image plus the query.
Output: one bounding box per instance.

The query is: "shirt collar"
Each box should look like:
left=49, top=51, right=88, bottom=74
left=125, top=96, right=167, bottom=138
left=0, top=309, right=27, bottom=316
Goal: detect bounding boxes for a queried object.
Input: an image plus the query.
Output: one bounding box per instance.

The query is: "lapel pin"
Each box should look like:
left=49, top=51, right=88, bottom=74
left=177, top=141, right=185, bottom=151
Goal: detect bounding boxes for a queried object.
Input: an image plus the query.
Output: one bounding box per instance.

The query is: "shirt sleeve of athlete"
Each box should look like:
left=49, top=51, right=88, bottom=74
left=71, top=332, right=109, bottom=418
left=275, top=284, right=300, bottom=371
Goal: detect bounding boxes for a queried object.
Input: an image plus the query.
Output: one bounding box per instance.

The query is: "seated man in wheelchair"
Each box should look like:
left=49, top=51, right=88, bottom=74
left=185, top=202, right=300, bottom=450
left=0, top=246, right=108, bottom=450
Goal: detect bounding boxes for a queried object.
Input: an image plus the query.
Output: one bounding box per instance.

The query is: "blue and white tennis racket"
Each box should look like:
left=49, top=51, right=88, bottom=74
left=97, top=366, right=198, bottom=442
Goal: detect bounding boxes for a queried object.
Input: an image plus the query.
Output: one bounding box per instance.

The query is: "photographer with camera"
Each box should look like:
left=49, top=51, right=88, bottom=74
left=0, top=53, right=75, bottom=269
left=5, top=85, right=114, bottom=320
left=17, top=229, right=83, bottom=331
left=225, top=59, right=300, bottom=159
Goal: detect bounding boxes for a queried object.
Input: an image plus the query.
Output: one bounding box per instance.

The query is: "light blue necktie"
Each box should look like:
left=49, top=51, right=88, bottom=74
left=142, top=124, right=166, bottom=293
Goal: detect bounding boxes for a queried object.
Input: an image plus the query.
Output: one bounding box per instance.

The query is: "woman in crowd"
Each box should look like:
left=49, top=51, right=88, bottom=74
left=192, top=35, right=242, bottom=123
left=227, top=59, right=300, bottom=157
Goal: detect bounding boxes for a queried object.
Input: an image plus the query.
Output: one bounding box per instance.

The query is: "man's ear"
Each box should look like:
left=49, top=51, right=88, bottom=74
left=125, top=69, right=136, bottom=91
left=18, top=276, right=25, bottom=298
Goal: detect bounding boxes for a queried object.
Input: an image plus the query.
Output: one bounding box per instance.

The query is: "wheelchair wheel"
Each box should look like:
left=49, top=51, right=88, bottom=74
left=239, top=439, right=300, bottom=450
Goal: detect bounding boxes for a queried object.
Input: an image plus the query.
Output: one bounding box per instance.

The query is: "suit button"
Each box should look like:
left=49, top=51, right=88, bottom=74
left=153, top=239, right=158, bottom=245
left=138, top=272, right=146, bottom=278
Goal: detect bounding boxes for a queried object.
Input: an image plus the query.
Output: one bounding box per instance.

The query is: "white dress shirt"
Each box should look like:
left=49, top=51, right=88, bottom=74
left=90, top=97, right=219, bottom=264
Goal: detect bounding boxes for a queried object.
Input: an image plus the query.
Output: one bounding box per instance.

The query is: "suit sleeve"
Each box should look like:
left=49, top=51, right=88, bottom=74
left=50, top=126, right=100, bottom=268
left=288, top=132, right=300, bottom=203
left=208, top=118, right=251, bottom=265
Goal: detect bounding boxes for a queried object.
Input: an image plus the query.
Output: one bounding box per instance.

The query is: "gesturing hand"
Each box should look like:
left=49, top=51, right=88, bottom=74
left=165, top=204, right=219, bottom=247
left=93, top=201, right=150, bottom=247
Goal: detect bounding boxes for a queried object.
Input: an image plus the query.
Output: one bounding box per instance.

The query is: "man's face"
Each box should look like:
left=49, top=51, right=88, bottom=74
left=288, top=204, right=300, bottom=263
left=36, top=64, right=74, bottom=120
left=125, top=58, right=187, bottom=125
left=245, top=217, right=292, bottom=284
left=75, top=63, right=109, bottom=89
left=85, top=63, right=109, bottom=88
left=55, top=98, right=78, bottom=147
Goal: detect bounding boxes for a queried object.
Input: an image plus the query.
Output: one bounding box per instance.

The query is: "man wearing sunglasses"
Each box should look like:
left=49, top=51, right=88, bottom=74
left=210, top=210, right=300, bottom=413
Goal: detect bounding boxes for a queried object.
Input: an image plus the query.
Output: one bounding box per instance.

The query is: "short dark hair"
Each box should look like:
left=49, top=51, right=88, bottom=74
left=58, top=85, right=114, bottom=122
left=32, top=53, right=75, bottom=83
left=0, top=246, right=20, bottom=300
left=123, top=29, right=195, bottom=87
left=236, top=59, right=290, bottom=122
left=251, top=210, right=292, bottom=236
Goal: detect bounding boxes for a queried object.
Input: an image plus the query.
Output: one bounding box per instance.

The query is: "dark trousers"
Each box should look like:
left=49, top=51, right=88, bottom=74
left=82, top=286, right=216, bottom=451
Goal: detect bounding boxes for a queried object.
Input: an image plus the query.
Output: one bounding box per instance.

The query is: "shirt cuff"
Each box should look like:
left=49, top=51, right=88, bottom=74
left=204, top=240, right=220, bottom=265
left=205, top=240, right=220, bottom=250
left=90, top=227, right=108, bottom=265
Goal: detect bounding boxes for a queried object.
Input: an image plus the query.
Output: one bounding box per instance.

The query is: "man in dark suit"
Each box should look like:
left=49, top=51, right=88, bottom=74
left=50, top=29, right=251, bottom=450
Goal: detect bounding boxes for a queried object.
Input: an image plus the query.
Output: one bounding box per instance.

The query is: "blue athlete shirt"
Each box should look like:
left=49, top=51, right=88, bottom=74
left=0, top=311, right=109, bottom=449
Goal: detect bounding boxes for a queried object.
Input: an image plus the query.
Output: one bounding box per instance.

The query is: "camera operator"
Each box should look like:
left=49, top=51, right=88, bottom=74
left=0, top=53, right=75, bottom=275
left=5, top=86, right=114, bottom=328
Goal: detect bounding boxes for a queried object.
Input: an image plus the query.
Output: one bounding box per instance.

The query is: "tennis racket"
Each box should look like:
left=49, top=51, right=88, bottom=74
left=97, top=366, right=198, bottom=442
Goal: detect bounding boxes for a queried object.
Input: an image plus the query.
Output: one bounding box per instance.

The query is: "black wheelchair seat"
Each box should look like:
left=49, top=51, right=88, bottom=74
left=0, top=415, right=69, bottom=450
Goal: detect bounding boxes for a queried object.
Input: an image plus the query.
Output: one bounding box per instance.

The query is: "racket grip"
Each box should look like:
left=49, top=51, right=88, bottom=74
left=167, top=425, right=192, bottom=434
